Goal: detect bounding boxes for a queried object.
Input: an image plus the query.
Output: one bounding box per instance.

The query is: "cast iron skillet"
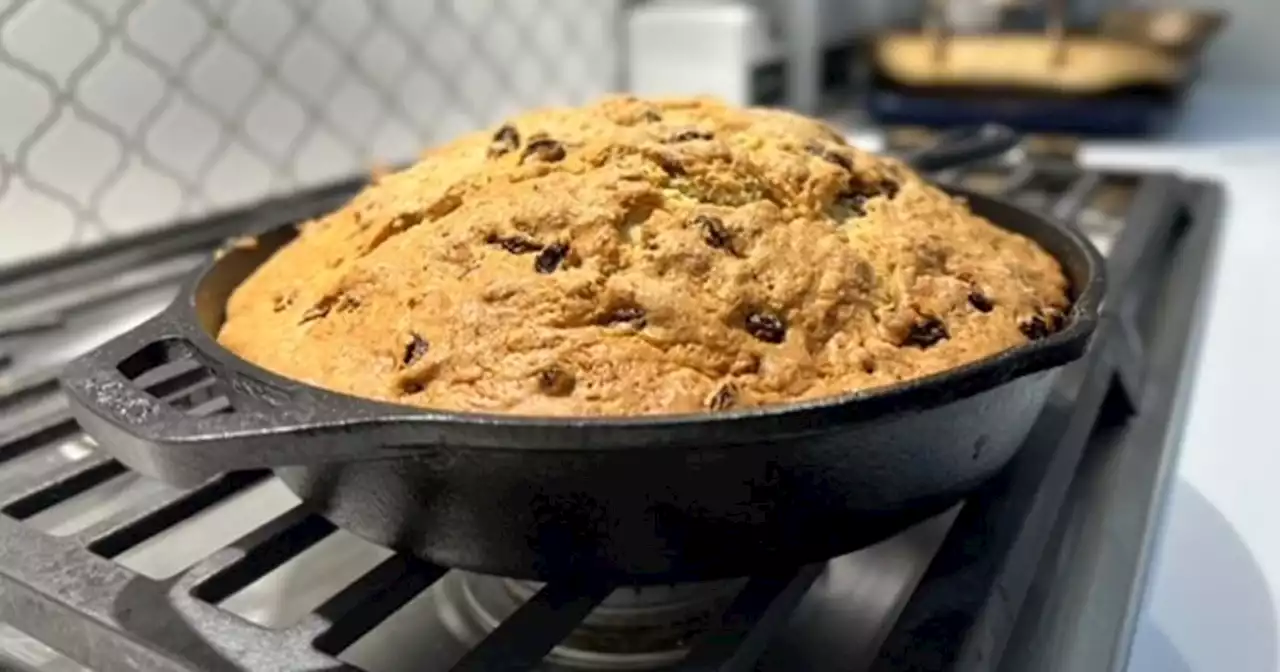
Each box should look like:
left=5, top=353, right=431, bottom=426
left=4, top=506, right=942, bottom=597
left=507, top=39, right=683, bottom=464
left=60, top=126, right=1105, bottom=582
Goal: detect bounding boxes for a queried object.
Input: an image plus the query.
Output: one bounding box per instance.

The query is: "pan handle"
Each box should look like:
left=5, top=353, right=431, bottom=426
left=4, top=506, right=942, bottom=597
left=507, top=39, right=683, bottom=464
left=900, top=124, right=1021, bottom=174
left=59, top=311, right=423, bottom=486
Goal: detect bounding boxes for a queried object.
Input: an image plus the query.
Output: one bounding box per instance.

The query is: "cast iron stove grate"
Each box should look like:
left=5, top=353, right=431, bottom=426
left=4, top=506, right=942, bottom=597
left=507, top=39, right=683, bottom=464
left=0, top=158, right=1221, bottom=671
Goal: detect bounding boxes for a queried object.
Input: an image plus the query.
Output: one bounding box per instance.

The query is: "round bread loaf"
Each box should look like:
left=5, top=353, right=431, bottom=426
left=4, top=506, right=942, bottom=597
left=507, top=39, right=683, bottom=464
left=217, top=96, right=1069, bottom=416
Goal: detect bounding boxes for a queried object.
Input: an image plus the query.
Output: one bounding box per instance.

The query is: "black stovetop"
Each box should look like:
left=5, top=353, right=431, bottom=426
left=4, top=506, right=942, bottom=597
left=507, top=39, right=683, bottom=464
left=0, top=149, right=1222, bottom=672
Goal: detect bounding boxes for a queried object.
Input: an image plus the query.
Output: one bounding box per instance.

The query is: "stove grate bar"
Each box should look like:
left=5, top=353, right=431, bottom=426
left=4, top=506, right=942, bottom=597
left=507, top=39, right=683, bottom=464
left=0, top=373, right=60, bottom=401
left=1110, top=317, right=1147, bottom=411
left=56, top=475, right=197, bottom=548
left=139, top=506, right=354, bottom=671
left=87, top=470, right=273, bottom=560
left=2, top=458, right=126, bottom=521
left=449, top=576, right=616, bottom=672
left=0, top=256, right=203, bottom=340
left=0, top=371, right=63, bottom=407
left=0, top=511, right=350, bottom=672
left=1051, top=171, right=1104, bottom=225
left=1102, top=175, right=1184, bottom=292
left=0, top=422, right=113, bottom=513
left=677, top=563, right=826, bottom=672
left=996, top=162, right=1038, bottom=196
left=0, top=391, right=70, bottom=442
left=0, top=312, right=66, bottom=339
left=1102, top=176, right=1187, bottom=401
left=190, top=514, right=337, bottom=605
left=311, top=554, right=449, bottom=655
left=0, top=412, right=77, bottom=466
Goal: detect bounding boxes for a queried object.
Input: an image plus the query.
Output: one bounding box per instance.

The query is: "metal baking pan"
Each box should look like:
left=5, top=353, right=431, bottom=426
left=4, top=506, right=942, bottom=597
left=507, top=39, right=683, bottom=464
left=871, top=2, right=1225, bottom=96
left=59, top=128, right=1106, bottom=582
left=865, top=83, right=1181, bottom=137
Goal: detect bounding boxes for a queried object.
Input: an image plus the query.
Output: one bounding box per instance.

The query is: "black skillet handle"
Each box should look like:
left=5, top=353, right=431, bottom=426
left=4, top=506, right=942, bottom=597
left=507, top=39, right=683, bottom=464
left=900, top=124, right=1021, bottom=174
left=59, top=311, right=417, bottom=486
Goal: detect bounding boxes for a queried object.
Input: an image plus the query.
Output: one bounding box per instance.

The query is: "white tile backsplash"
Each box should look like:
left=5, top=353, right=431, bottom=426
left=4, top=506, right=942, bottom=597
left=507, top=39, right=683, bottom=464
left=0, top=174, right=77, bottom=258
left=6, top=0, right=101, bottom=80
left=187, top=37, right=262, bottom=117
left=203, top=143, right=272, bottom=209
left=313, top=0, right=372, bottom=47
left=26, top=109, right=121, bottom=204
left=97, top=155, right=183, bottom=234
left=292, top=126, right=358, bottom=187
left=127, top=0, right=209, bottom=65
left=0, top=65, right=53, bottom=158
left=77, top=43, right=167, bottom=133
left=278, top=32, right=345, bottom=105
left=143, top=94, right=222, bottom=180
left=0, top=0, right=622, bottom=268
left=241, top=84, right=307, bottom=160
left=225, top=1, right=293, bottom=59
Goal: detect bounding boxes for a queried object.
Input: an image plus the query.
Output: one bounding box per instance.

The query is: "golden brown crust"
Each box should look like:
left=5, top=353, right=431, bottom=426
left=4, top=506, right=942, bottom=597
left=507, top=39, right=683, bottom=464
left=217, top=96, right=1069, bottom=416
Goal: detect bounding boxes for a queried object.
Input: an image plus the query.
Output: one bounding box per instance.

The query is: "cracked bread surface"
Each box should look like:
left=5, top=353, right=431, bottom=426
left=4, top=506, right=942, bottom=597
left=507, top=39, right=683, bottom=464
left=217, top=96, right=1070, bottom=416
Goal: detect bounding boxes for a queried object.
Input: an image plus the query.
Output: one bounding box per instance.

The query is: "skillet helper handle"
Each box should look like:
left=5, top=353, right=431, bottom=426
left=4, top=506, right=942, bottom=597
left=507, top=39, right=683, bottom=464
left=59, top=311, right=414, bottom=486
left=902, top=123, right=1021, bottom=173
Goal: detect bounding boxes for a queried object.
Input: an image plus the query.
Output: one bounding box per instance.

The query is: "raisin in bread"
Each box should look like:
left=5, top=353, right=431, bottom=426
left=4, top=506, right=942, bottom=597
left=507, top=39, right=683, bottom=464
left=217, top=96, right=1070, bottom=416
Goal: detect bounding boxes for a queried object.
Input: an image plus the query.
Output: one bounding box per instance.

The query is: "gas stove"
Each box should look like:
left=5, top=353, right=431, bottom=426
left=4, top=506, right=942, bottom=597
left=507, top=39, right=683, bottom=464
left=0, top=148, right=1222, bottom=672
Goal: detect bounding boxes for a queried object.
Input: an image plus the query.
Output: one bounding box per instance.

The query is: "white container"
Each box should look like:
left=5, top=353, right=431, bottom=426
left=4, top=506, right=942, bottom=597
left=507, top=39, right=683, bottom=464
left=627, top=1, right=780, bottom=106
